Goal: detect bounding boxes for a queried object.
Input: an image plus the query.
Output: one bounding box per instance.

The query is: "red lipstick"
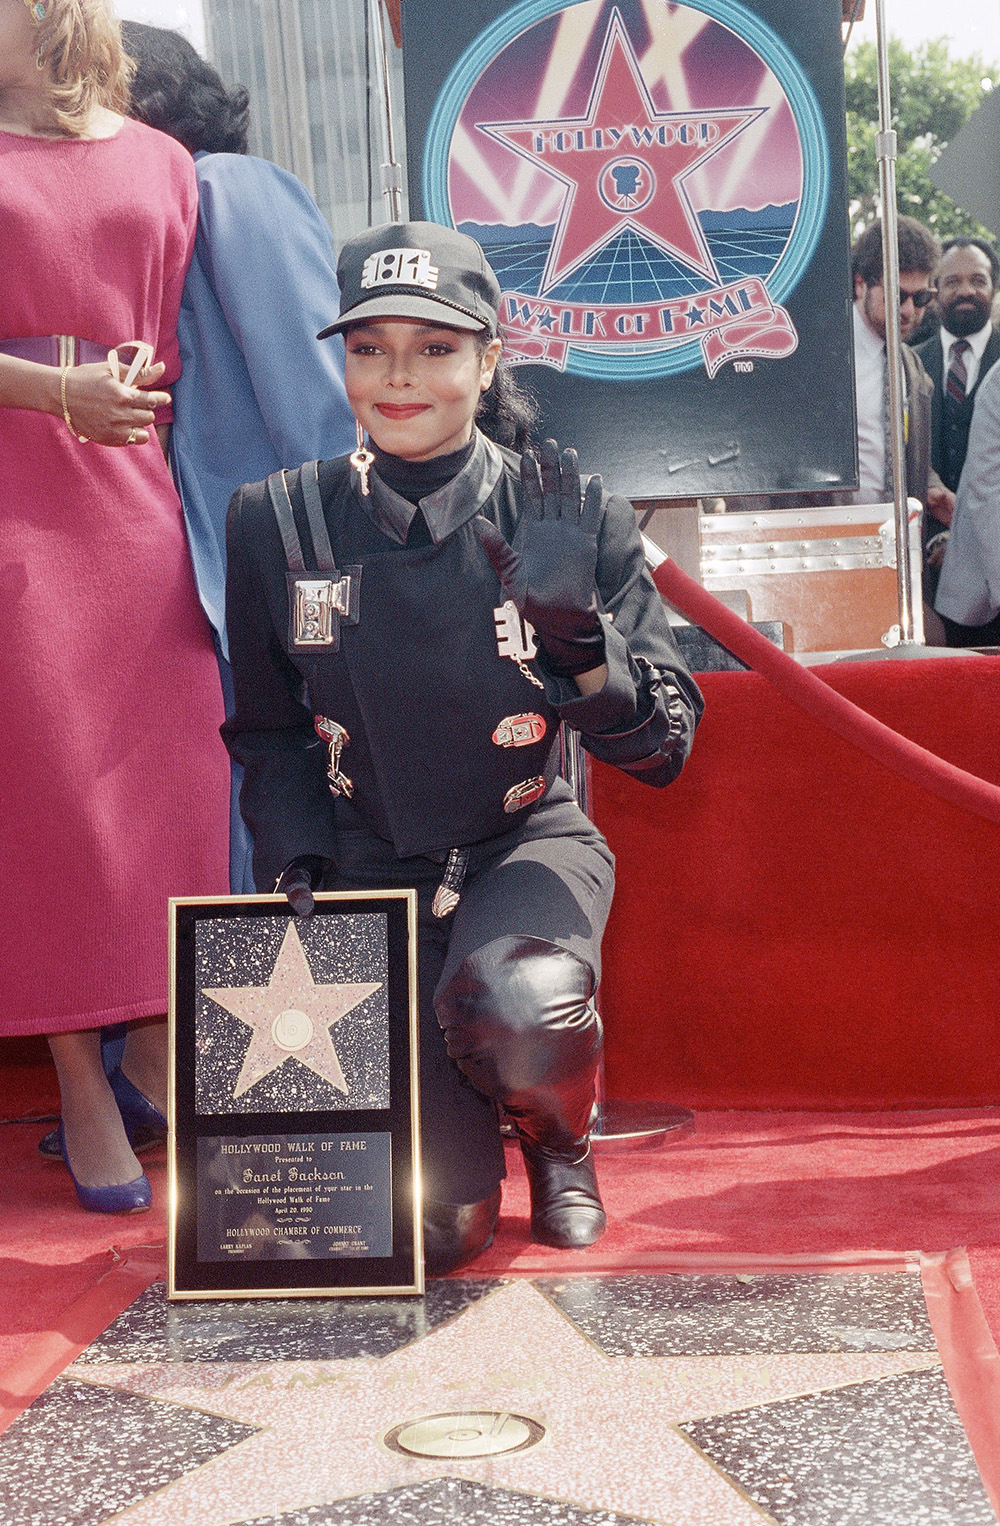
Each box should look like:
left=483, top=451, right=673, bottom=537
left=375, top=403, right=430, bottom=419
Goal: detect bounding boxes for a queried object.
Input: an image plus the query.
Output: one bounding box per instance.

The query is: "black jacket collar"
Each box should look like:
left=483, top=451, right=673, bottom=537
left=357, top=431, right=506, bottom=545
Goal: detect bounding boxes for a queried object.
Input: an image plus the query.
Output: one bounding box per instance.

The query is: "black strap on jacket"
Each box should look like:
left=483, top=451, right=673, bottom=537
left=266, top=462, right=360, bottom=651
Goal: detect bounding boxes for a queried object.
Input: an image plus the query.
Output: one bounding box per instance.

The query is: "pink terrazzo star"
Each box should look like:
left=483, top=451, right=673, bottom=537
left=76, top=1280, right=939, bottom=1525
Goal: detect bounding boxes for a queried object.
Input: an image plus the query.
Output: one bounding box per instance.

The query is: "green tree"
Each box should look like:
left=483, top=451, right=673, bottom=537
left=845, top=37, right=998, bottom=239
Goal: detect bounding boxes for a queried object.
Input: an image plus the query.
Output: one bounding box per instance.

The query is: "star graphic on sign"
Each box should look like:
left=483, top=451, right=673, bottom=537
left=478, top=9, right=764, bottom=294
left=202, top=921, right=382, bottom=1100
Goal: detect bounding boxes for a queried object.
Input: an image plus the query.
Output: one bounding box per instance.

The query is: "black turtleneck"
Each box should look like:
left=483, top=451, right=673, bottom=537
left=373, top=438, right=478, bottom=549
left=374, top=439, right=476, bottom=499
left=360, top=431, right=505, bottom=549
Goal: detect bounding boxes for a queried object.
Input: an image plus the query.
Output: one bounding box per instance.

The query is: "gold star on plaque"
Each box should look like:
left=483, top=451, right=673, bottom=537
left=203, top=922, right=382, bottom=1100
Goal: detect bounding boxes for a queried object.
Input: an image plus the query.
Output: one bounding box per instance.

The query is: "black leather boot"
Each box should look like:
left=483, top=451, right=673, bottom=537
left=423, top=1189, right=502, bottom=1275
left=436, top=936, right=605, bottom=1252
left=518, top=1136, right=606, bottom=1249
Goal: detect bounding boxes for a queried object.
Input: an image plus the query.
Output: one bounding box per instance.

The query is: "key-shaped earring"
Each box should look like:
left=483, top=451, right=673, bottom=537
left=350, top=418, right=375, bottom=496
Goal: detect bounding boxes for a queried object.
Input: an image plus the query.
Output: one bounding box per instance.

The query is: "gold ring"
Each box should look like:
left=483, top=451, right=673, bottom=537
left=126, top=428, right=138, bottom=445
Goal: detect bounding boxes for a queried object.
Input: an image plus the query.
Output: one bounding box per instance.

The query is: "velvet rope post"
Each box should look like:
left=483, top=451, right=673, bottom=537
left=647, top=550, right=1000, bottom=828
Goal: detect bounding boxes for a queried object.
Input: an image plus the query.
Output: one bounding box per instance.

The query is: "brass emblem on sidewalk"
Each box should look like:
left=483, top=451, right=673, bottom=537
left=382, top=1410, right=546, bottom=1458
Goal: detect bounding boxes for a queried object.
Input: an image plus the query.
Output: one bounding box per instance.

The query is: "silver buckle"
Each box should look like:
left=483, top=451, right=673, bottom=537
left=293, top=576, right=353, bottom=646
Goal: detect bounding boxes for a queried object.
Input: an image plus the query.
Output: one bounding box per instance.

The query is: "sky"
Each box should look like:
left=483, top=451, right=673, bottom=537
left=116, top=0, right=206, bottom=53
left=846, top=0, right=1000, bottom=64
left=117, top=0, right=998, bottom=67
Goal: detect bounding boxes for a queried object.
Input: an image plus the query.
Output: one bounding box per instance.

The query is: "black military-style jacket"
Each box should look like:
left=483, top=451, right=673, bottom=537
left=222, top=433, right=703, bottom=888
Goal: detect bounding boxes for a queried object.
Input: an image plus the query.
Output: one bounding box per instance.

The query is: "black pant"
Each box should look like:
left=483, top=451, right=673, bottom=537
left=324, top=779, right=614, bottom=1205
left=940, top=611, right=1000, bottom=648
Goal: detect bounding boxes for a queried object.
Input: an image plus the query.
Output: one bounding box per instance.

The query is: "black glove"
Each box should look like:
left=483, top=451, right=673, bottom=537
left=275, top=855, right=329, bottom=918
left=474, top=438, right=606, bottom=678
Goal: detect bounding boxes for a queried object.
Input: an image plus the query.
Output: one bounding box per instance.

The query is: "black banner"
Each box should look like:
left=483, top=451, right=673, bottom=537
left=195, top=1132, right=393, bottom=1263
left=402, top=0, right=857, bottom=499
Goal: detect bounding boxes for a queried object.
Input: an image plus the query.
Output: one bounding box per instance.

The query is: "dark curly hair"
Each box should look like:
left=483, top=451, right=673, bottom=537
left=851, top=215, right=940, bottom=287
left=121, top=20, right=250, bottom=156
left=475, top=339, right=540, bottom=453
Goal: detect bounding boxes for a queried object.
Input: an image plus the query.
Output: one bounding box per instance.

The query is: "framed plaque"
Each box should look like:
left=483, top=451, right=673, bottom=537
left=168, top=892, right=421, bottom=1299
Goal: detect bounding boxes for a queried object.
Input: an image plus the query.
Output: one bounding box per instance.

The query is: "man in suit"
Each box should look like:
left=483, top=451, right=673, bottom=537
left=934, top=358, right=1000, bottom=645
left=914, top=237, right=1000, bottom=606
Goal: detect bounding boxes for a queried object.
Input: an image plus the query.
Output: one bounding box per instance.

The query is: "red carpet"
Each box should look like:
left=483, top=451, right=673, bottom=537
left=4, top=1106, right=999, bottom=1335
left=5, top=1029, right=1000, bottom=1495
left=4, top=1040, right=999, bottom=1339
left=0, top=1136, right=167, bottom=1374
left=485, top=1111, right=1000, bottom=1277
left=0, top=1036, right=165, bottom=1374
left=592, top=657, right=1000, bottom=1110
left=482, top=1112, right=1000, bottom=1306
left=0, top=1243, right=165, bottom=1436
left=0, top=1036, right=59, bottom=1122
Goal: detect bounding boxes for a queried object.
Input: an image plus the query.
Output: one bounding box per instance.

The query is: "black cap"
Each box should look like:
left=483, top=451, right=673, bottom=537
left=318, top=221, right=501, bottom=339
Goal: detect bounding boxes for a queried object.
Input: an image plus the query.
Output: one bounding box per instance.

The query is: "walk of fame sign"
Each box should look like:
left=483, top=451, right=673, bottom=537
left=168, top=893, right=421, bottom=1300
left=403, top=0, right=857, bottom=499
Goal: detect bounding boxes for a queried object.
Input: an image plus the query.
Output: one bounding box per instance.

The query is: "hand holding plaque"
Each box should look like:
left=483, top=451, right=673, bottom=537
left=275, top=855, right=331, bottom=918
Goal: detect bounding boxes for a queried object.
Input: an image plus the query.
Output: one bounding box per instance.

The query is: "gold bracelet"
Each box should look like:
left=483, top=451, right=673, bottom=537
left=60, top=364, right=89, bottom=443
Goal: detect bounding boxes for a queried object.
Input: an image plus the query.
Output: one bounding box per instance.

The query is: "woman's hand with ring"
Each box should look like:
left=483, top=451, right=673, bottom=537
left=60, top=360, right=170, bottom=447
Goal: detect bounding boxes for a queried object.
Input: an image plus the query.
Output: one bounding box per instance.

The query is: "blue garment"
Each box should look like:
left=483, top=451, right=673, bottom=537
left=170, top=151, right=354, bottom=890
left=172, top=151, right=354, bottom=653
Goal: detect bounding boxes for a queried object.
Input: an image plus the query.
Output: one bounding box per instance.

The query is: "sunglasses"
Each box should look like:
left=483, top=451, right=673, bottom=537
left=870, top=281, right=934, bottom=309
left=898, top=287, right=935, bottom=309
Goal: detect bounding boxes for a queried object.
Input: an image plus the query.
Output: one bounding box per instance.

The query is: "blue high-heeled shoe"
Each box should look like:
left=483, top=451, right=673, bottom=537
left=58, top=1121, right=152, bottom=1214
left=107, top=1066, right=168, bottom=1135
left=38, top=1067, right=167, bottom=1163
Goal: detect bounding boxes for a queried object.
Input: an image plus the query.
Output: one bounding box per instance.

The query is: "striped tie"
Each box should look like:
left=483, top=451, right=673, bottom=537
left=946, top=338, right=970, bottom=405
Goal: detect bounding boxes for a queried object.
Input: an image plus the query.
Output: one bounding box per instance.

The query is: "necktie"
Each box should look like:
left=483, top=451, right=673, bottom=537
left=946, top=338, right=970, bottom=405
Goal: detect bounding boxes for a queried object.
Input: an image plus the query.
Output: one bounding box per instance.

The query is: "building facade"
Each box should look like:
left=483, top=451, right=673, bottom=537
left=204, top=0, right=407, bottom=246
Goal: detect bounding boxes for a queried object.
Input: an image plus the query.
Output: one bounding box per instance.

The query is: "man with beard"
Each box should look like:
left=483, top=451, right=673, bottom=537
left=849, top=218, right=940, bottom=512
left=914, top=237, right=1000, bottom=605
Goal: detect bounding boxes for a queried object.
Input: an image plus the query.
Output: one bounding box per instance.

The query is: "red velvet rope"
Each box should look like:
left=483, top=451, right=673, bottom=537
left=650, top=554, right=1000, bottom=827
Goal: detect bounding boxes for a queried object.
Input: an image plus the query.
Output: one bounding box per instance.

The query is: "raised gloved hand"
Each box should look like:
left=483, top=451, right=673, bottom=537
left=275, top=855, right=330, bottom=918
left=474, top=438, right=606, bottom=678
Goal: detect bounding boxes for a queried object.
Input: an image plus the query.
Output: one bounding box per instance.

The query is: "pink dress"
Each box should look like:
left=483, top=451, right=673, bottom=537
left=0, top=118, right=229, bottom=1034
